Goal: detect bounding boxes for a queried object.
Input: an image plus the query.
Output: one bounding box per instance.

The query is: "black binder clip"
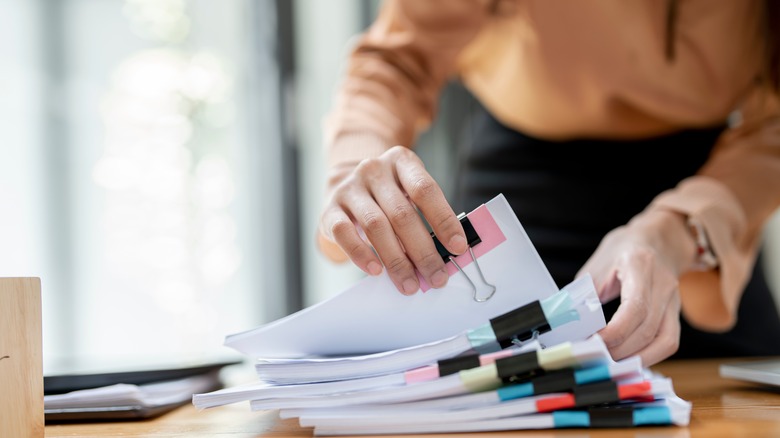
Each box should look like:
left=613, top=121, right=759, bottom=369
left=491, top=299, right=551, bottom=349
left=430, top=213, right=497, bottom=302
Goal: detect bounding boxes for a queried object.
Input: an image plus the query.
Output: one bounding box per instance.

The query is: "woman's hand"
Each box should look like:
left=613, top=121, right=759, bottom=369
left=577, top=209, right=698, bottom=366
left=318, top=146, right=468, bottom=295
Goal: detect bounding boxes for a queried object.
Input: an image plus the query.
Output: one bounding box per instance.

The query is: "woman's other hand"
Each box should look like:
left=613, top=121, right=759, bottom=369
left=577, top=210, right=698, bottom=366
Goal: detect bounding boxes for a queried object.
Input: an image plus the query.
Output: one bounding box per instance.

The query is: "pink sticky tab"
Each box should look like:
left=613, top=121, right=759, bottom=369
left=479, top=348, right=516, bottom=366
left=404, top=365, right=441, bottom=384
left=418, top=205, right=507, bottom=292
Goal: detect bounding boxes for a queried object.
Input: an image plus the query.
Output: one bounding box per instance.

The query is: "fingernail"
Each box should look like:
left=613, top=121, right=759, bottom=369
left=449, top=235, right=468, bottom=254
left=367, top=261, right=383, bottom=276
left=431, top=269, right=448, bottom=288
left=402, top=279, right=419, bottom=295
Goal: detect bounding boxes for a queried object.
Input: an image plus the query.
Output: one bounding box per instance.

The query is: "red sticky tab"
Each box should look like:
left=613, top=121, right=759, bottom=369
left=536, top=394, right=575, bottom=412
left=629, top=395, right=657, bottom=403
left=617, top=381, right=653, bottom=399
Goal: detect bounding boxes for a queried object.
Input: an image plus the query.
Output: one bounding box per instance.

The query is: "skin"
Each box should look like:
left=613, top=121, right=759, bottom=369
left=319, top=146, right=468, bottom=294
left=577, top=208, right=697, bottom=366
left=319, top=146, right=699, bottom=366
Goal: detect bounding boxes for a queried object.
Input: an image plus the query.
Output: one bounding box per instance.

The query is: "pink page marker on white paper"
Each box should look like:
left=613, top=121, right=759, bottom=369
left=418, top=205, right=507, bottom=292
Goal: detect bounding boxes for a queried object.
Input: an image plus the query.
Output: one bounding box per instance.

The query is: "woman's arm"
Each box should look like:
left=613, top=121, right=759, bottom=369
left=650, top=87, right=780, bottom=331
left=319, top=0, right=490, bottom=293
left=579, top=86, right=780, bottom=366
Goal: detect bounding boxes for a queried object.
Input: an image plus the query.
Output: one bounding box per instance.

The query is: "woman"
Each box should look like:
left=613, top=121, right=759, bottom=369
left=316, top=0, right=780, bottom=366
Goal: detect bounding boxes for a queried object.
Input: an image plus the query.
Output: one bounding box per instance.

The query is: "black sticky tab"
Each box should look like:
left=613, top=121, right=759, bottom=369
left=438, top=354, right=481, bottom=376
left=490, top=300, right=551, bottom=345
left=573, top=381, right=620, bottom=407
left=532, top=369, right=577, bottom=395
left=430, top=215, right=482, bottom=262
left=588, top=406, right=635, bottom=427
left=495, top=351, right=540, bottom=383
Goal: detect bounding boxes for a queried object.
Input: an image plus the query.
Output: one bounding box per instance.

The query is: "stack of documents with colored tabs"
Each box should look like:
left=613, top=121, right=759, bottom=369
left=193, top=194, right=691, bottom=433
left=275, top=336, right=691, bottom=436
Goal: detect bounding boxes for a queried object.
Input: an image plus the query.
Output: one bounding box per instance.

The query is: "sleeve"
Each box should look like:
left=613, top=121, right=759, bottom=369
left=648, top=86, right=780, bottom=332
left=323, top=0, right=491, bottom=169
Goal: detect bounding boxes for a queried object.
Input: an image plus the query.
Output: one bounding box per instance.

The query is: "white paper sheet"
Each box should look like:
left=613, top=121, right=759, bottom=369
left=225, top=194, right=606, bottom=358
left=310, top=395, right=692, bottom=436
left=45, top=372, right=220, bottom=410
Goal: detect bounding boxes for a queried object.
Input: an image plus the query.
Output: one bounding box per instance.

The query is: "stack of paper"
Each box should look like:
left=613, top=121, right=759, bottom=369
left=275, top=337, right=691, bottom=436
left=47, top=371, right=222, bottom=421
left=193, top=194, right=691, bottom=433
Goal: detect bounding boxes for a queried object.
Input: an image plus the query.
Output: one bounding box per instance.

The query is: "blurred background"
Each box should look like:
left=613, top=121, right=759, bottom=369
left=2, top=0, right=779, bottom=365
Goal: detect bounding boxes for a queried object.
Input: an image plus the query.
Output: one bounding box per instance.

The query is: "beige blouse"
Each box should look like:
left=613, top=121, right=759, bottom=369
left=323, top=0, right=780, bottom=331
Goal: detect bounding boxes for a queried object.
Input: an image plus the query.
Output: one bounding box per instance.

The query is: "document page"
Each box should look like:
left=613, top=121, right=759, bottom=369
left=226, top=194, right=605, bottom=358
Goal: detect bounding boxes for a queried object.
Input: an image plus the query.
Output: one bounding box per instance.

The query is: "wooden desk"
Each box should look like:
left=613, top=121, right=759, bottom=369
left=45, top=358, right=780, bottom=437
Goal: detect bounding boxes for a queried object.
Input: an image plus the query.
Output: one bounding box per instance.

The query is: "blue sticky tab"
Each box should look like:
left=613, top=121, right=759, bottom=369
left=540, top=290, right=579, bottom=328
left=574, top=365, right=611, bottom=385
left=466, top=324, right=500, bottom=354
left=496, top=383, right=534, bottom=401
left=546, top=309, right=579, bottom=329
left=633, top=407, right=672, bottom=425
left=553, top=411, right=590, bottom=428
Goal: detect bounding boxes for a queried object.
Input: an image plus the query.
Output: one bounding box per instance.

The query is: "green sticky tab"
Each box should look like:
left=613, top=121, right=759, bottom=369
left=538, top=342, right=575, bottom=370
left=459, top=364, right=502, bottom=393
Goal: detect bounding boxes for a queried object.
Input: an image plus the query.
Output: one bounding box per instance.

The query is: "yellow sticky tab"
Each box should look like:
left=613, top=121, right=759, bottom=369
left=459, top=364, right=502, bottom=393
left=538, top=342, right=575, bottom=370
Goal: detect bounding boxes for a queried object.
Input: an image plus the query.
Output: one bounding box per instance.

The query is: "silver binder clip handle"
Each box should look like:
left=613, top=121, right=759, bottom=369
left=448, top=246, right=497, bottom=302
left=511, top=330, right=546, bottom=349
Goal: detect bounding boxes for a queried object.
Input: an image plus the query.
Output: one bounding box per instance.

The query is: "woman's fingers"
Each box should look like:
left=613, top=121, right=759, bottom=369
left=596, top=249, right=680, bottom=362
left=320, top=146, right=467, bottom=294
left=369, top=178, right=449, bottom=289
left=635, top=292, right=681, bottom=367
left=316, top=230, right=350, bottom=264
left=350, top=191, right=421, bottom=294
left=596, top=255, right=644, bottom=353
left=321, top=205, right=382, bottom=276
left=393, top=149, right=468, bottom=257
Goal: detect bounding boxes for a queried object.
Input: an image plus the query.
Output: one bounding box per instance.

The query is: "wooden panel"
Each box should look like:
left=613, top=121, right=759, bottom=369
left=1, top=278, right=44, bottom=438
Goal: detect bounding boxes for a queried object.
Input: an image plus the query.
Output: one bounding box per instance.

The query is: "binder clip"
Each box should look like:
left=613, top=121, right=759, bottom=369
left=511, top=330, right=546, bottom=350
left=431, top=213, right=497, bottom=302
left=491, top=299, right=552, bottom=349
